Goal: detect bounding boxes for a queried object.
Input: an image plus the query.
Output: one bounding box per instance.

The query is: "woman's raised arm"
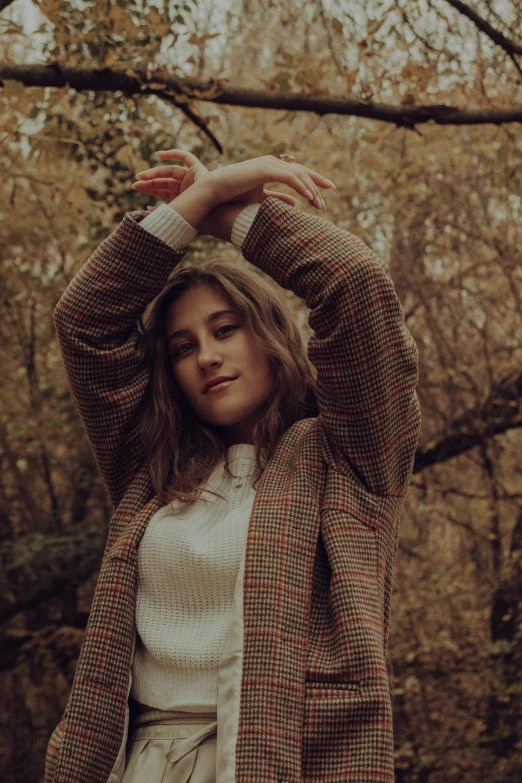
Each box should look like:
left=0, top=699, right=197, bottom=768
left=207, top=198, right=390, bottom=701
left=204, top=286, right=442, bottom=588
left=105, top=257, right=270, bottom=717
left=240, top=196, right=421, bottom=496
left=54, top=210, right=197, bottom=509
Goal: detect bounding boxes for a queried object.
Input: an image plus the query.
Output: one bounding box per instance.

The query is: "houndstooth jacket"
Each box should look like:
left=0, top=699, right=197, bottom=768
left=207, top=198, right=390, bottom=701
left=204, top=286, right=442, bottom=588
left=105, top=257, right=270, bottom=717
left=45, top=197, right=420, bottom=783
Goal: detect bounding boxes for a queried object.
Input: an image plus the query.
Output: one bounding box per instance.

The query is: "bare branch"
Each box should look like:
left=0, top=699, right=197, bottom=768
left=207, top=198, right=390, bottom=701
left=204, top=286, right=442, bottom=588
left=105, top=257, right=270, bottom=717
left=442, top=0, right=522, bottom=56
left=160, top=95, right=223, bottom=153
left=2, top=63, right=522, bottom=129
left=398, top=541, right=424, bottom=559
left=445, top=512, right=491, bottom=541
left=509, top=50, right=522, bottom=79
left=0, top=64, right=224, bottom=152
left=415, top=370, right=522, bottom=471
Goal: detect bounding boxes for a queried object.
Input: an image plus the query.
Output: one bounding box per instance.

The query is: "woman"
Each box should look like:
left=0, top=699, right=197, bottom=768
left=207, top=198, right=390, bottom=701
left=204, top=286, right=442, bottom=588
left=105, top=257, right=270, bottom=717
left=45, top=151, right=420, bottom=783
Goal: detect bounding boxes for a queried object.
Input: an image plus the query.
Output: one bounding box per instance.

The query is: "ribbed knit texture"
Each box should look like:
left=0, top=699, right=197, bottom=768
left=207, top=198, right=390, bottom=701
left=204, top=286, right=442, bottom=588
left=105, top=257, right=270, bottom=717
left=230, top=203, right=261, bottom=251
left=140, top=201, right=260, bottom=251
left=139, top=203, right=198, bottom=248
left=131, top=443, right=262, bottom=711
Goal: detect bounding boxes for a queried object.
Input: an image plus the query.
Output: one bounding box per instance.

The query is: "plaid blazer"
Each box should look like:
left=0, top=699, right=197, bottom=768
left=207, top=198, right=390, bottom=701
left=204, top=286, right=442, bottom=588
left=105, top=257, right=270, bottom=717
left=46, top=197, right=420, bottom=783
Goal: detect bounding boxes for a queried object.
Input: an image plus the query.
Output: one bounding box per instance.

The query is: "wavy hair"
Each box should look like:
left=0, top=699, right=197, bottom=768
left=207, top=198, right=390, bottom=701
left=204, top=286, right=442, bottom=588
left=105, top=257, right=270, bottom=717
left=138, top=258, right=318, bottom=508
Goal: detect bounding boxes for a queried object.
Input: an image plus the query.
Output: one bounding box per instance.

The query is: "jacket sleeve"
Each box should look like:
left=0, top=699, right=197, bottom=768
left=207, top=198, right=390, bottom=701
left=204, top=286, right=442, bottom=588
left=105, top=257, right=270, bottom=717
left=241, top=197, right=421, bottom=496
left=53, top=209, right=192, bottom=509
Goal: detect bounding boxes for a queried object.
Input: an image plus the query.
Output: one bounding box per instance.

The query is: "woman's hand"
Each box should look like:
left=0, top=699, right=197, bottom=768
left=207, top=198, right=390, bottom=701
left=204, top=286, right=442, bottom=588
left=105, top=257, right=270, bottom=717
left=132, top=150, right=334, bottom=212
left=132, top=150, right=210, bottom=201
left=131, top=149, right=335, bottom=242
left=200, top=154, right=332, bottom=212
left=132, top=150, right=308, bottom=210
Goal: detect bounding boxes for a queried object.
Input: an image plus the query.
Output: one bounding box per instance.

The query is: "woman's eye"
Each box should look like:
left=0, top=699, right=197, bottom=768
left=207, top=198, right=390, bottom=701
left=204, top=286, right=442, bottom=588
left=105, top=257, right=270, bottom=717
left=173, top=325, right=239, bottom=358
left=216, top=324, right=239, bottom=336
left=175, top=343, right=193, bottom=356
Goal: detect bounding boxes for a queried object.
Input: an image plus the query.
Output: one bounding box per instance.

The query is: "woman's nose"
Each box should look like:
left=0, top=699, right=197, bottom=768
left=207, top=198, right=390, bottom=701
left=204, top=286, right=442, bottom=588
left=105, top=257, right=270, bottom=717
left=197, top=344, right=223, bottom=368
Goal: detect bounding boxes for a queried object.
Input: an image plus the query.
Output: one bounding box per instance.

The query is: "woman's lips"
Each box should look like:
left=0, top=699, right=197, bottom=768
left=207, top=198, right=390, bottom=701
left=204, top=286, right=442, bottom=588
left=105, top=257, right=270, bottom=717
left=206, top=378, right=235, bottom=394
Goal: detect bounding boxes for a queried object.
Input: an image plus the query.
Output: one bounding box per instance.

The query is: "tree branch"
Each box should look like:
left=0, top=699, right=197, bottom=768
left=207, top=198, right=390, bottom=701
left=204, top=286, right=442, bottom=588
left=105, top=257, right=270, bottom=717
left=2, top=63, right=522, bottom=129
left=415, top=370, right=522, bottom=471
left=1, top=64, right=224, bottom=152
left=442, top=0, right=522, bottom=56
left=445, top=512, right=491, bottom=541
left=155, top=94, right=223, bottom=153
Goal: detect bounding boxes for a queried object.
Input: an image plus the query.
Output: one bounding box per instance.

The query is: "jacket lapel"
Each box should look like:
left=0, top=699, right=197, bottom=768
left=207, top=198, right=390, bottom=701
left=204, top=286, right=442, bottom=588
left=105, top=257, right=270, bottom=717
left=234, top=418, right=323, bottom=783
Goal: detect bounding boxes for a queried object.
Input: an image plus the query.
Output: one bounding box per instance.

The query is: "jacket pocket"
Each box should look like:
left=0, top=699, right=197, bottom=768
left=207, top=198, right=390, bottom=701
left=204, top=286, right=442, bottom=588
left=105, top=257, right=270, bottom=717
left=305, top=680, right=361, bottom=692
left=302, top=679, right=394, bottom=782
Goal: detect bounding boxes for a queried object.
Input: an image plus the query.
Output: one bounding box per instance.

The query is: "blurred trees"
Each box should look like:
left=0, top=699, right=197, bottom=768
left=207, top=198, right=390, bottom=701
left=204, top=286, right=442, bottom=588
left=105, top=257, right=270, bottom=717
left=1, top=0, right=522, bottom=781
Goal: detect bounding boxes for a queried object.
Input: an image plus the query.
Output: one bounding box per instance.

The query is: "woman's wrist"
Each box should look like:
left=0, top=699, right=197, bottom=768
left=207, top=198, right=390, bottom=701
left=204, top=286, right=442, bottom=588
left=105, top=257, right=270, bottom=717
left=164, top=176, right=259, bottom=244
left=165, top=182, right=219, bottom=231
left=199, top=201, right=253, bottom=243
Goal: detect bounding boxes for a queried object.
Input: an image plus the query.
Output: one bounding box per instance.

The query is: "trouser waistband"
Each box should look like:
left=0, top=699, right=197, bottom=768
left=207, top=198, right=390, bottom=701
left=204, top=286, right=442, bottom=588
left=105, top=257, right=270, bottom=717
left=128, top=709, right=218, bottom=765
left=132, top=709, right=218, bottom=728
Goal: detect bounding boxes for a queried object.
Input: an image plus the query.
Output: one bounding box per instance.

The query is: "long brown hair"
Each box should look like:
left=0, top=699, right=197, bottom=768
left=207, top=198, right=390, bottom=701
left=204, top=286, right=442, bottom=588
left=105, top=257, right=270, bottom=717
left=138, top=258, right=318, bottom=507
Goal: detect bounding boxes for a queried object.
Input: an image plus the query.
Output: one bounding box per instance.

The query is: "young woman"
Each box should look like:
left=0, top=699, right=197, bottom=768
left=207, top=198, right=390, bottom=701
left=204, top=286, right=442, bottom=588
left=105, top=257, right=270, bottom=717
left=45, top=151, right=420, bottom=783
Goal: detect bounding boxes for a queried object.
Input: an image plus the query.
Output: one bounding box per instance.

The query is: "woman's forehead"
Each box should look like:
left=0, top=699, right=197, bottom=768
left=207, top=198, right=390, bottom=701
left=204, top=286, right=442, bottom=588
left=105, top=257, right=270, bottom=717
left=165, top=284, right=235, bottom=331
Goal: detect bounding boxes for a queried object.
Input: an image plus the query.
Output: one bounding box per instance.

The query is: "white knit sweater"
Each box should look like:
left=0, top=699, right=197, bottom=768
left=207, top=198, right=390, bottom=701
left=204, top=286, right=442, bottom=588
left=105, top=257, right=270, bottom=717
left=130, top=201, right=262, bottom=712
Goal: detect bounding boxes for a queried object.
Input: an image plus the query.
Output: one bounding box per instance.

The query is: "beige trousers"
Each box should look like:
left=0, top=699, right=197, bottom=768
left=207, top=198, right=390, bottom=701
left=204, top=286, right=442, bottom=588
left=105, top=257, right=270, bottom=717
left=121, top=710, right=218, bottom=783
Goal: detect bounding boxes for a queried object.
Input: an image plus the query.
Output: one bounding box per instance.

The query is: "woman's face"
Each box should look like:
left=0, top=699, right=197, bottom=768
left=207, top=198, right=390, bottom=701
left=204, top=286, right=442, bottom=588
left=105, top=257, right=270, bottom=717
left=165, top=283, right=275, bottom=446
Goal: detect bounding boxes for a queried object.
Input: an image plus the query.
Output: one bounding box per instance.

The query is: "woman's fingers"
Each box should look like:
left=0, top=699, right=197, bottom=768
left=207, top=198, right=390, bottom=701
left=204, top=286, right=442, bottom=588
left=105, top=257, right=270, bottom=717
left=132, top=178, right=180, bottom=197
left=132, top=177, right=180, bottom=189
left=260, top=157, right=324, bottom=210
left=155, top=148, right=203, bottom=167
left=264, top=189, right=298, bottom=206
left=279, top=162, right=328, bottom=210
left=291, top=159, right=335, bottom=190
left=132, top=151, right=334, bottom=212
left=135, top=181, right=299, bottom=207
left=303, top=167, right=336, bottom=190
left=273, top=156, right=334, bottom=209
left=281, top=171, right=326, bottom=211
left=135, top=165, right=186, bottom=181
left=135, top=149, right=207, bottom=181
left=302, top=172, right=323, bottom=210
left=307, top=171, right=332, bottom=210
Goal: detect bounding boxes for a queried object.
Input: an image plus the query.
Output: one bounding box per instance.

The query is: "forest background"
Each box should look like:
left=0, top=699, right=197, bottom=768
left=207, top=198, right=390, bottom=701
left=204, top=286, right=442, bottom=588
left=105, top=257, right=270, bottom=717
left=1, top=0, right=522, bottom=781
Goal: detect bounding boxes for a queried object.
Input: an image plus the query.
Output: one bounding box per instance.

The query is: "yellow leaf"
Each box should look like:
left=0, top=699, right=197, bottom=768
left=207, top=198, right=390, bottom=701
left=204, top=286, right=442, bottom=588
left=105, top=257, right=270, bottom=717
left=190, top=83, right=223, bottom=100
left=109, top=6, right=126, bottom=20
left=29, top=87, right=46, bottom=103
left=2, top=80, right=25, bottom=98
left=126, top=22, right=141, bottom=40
left=147, top=10, right=170, bottom=32
left=36, top=0, right=63, bottom=23
left=46, top=85, right=70, bottom=110
left=115, top=143, right=135, bottom=169
left=187, top=32, right=221, bottom=45
left=270, top=71, right=293, bottom=92
left=401, top=63, right=434, bottom=89
left=162, top=88, right=191, bottom=104
left=103, top=50, right=116, bottom=68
